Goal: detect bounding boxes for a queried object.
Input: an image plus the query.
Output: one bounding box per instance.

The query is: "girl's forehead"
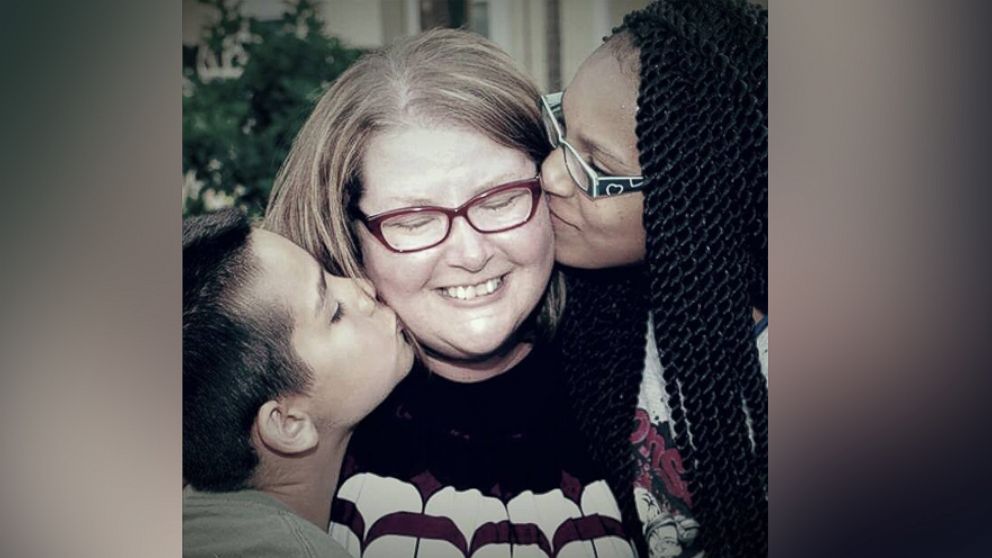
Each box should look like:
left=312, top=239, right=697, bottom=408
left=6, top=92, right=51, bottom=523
left=563, top=52, right=640, bottom=166
left=571, top=48, right=639, bottom=108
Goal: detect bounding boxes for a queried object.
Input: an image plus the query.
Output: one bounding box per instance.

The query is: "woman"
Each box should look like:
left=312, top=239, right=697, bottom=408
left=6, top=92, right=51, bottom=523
left=265, top=29, right=635, bottom=558
left=539, top=1, right=768, bottom=557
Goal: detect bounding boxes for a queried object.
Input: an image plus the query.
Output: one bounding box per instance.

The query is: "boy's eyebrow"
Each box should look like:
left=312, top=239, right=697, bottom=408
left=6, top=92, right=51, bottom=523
left=315, top=265, right=327, bottom=319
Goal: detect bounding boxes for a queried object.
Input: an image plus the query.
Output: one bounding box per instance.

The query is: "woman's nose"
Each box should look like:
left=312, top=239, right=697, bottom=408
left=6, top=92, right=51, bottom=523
left=540, top=149, right=575, bottom=198
left=443, top=216, right=492, bottom=273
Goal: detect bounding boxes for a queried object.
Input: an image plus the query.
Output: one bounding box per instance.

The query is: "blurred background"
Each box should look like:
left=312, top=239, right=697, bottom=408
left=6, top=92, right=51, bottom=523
left=8, top=1, right=992, bottom=557
left=183, top=0, right=778, bottom=217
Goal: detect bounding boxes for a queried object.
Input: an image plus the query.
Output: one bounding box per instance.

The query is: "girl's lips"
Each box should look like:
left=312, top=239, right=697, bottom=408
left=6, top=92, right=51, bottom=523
left=548, top=208, right=578, bottom=229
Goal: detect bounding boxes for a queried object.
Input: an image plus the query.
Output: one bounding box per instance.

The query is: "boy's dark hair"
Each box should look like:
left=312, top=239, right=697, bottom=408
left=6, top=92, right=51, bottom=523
left=183, top=208, right=313, bottom=491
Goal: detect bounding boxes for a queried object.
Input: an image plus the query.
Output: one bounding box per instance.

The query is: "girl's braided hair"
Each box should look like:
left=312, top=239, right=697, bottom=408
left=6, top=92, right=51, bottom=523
left=622, top=0, right=767, bottom=555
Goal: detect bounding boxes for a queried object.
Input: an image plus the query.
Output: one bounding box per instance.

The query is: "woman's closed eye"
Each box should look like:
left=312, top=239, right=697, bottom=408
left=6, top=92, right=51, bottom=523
left=384, top=215, right=438, bottom=231
left=330, top=302, right=344, bottom=324
left=479, top=191, right=526, bottom=212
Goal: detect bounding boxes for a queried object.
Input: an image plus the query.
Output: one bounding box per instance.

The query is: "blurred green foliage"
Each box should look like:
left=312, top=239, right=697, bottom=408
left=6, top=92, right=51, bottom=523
left=182, top=0, right=363, bottom=216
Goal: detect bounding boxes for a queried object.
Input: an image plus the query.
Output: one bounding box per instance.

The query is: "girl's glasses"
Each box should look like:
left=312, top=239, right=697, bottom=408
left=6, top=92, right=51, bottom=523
left=540, top=92, right=644, bottom=198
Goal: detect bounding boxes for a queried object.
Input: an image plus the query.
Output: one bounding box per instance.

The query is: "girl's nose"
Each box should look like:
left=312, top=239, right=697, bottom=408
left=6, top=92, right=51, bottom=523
left=540, top=149, right=575, bottom=198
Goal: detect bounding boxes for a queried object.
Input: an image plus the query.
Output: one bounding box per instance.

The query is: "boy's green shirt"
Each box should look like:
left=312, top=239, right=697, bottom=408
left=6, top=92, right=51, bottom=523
left=183, top=486, right=350, bottom=558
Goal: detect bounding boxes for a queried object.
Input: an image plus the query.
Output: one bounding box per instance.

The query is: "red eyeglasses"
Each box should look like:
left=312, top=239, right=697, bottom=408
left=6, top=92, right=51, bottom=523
left=355, top=177, right=543, bottom=253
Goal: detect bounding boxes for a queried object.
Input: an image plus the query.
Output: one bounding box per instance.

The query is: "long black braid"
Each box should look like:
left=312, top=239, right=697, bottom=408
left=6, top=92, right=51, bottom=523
left=632, top=0, right=768, bottom=553
left=557, top=1, right=768, bottom=556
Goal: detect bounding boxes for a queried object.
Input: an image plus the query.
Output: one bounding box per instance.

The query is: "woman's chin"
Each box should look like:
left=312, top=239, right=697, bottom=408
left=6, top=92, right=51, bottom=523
left=423, top=328, right=526, bottom=363
left=436, top=340, right=509, bottom=361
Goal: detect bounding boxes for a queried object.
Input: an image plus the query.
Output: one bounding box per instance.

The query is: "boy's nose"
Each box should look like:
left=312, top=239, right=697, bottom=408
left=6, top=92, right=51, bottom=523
left=540, top=150, right=575, bottom=198
left=355, top=279, right=377, bottom=314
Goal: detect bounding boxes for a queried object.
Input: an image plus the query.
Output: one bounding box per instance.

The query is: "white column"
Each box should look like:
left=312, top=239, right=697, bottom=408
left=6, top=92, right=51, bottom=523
left=487, top=0, right=514, bottom=54
left=591, top=0, right=611, bottom=43
left=404, top=0, right=421, bottom=35
left=322, top=0, right=385, bottom=48
left=560, top=0, right=593, bottom=87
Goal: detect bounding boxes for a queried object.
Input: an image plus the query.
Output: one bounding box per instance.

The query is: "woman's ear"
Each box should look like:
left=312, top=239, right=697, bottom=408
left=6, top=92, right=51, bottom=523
left=255, top=398, right=318, bottom=455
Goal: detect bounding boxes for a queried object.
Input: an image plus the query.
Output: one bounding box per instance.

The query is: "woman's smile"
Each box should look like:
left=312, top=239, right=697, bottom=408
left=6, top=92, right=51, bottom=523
left=436, top=273, right=506, bottom=302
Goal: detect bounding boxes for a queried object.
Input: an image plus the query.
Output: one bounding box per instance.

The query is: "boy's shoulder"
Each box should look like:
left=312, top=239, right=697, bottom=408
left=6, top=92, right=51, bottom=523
left=183, top=487, right=351, bottom=558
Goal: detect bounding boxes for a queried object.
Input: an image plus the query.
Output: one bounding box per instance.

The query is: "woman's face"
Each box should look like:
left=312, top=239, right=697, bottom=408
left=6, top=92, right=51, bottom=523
left=540, top=44, right=647, bottom=269
left=356, top=124, right=555, bottom=381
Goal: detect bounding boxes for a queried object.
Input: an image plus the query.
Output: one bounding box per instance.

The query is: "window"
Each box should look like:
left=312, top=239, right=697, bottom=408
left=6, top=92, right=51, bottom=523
left=419, top=0, right=467, bottom=30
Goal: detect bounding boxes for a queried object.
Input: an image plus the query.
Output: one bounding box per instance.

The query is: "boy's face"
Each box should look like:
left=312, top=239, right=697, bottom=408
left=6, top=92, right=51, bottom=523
left=248, top=229, right=414, bottom=427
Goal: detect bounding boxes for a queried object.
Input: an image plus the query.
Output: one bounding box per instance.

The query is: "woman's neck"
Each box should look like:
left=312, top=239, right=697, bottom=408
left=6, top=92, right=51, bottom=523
left=422, top=341, right=534, bottom=383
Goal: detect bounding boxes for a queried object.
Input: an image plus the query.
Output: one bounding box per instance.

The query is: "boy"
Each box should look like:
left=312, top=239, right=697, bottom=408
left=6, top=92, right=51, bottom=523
left=183, top=209, right=413, bottom=557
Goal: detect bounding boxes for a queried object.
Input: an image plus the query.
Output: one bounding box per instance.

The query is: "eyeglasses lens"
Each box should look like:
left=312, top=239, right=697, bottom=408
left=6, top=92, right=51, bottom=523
left=467, top=186, right=535, bottom=231
left=379, top=211, right=448, bottom=252
left=378, top=186, right=535, bottom=251
left=562, top=145, right=592, bottom=192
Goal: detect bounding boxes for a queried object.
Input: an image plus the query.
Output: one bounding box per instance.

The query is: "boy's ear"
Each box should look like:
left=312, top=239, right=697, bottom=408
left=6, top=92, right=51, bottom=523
left=255, top=398, right=318, bottom=455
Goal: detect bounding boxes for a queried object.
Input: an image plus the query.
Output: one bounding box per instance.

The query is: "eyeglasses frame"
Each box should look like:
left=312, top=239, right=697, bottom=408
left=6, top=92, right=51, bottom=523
left=540, top=91, right=645, bottom=198
left=355, top=176, right=544, bottom=254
